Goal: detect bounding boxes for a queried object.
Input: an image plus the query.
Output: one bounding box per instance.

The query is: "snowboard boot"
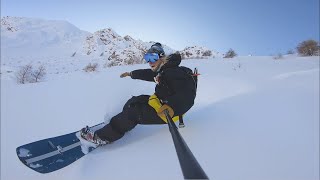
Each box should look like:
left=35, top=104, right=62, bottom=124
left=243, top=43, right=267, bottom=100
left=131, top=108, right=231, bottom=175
left=80, top=126, right=109, bottom=146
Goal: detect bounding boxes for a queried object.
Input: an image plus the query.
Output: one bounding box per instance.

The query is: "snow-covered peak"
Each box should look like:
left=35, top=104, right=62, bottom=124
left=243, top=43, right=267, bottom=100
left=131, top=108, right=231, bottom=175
left=94, top=28, right=122, bottom=44
left=1, top=16, right=89, bottom=39
left=1, top=16, right=90, bottom=58
left=1, top=16, right=21, bottom=32
left=124, top=35, right=134, bottom=42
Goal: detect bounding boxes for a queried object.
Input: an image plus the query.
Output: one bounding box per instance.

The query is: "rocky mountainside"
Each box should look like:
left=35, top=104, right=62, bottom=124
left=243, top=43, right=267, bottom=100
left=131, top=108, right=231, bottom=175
left=1, top=16, right=217, bottom=68
left=82, top=28, right=151, bottom=66
left=179, top=46, right=219, bottom=59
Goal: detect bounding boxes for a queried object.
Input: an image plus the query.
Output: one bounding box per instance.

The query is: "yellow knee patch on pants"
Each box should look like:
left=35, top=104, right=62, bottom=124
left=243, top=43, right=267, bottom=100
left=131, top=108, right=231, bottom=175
left=148, top=94, right=180, bottom=123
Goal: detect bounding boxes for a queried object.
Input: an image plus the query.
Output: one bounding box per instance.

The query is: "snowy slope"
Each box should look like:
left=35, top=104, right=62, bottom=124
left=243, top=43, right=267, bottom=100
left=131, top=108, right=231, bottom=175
left=1, top=55, right=319, bottom=180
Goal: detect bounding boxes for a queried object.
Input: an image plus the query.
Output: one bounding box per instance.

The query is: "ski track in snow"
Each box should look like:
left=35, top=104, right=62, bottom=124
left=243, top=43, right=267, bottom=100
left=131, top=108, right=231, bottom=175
left=273, top=68, right=319, bottom=80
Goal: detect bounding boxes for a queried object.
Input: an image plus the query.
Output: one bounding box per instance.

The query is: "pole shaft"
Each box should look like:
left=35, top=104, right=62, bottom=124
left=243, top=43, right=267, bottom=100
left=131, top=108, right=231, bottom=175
left=164, top=110, right=209, bottom=180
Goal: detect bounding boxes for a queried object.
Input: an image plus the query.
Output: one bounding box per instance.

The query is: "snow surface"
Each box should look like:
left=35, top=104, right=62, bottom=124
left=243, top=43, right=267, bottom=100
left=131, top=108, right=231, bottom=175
left=1, top=55, right=319, bottom=180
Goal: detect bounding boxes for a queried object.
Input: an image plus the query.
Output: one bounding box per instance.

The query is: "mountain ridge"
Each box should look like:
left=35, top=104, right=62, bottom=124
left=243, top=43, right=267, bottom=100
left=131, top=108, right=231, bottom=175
left=1, top=16, right=218, bottom=67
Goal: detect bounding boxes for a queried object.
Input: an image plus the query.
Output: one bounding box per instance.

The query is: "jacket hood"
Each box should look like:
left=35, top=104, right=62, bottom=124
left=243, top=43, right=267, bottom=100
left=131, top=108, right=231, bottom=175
left=161, top=53, right=181, bottom=70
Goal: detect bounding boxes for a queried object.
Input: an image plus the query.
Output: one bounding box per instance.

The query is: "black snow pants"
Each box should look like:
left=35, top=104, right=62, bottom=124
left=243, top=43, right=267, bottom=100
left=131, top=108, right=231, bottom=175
left=95, top=95, right=166, bottom=142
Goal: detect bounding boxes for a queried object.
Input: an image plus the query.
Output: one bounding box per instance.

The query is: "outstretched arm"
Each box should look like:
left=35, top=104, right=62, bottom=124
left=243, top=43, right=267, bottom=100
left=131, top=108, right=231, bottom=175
left=131, top=69, right=155, bottom=82
left=120, top=69, right=156, bottom=82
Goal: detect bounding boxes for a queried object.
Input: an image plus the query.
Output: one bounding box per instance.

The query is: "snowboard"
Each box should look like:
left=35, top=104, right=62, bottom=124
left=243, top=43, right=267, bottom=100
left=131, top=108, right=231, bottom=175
left=16, top=123, right=105, bottom=174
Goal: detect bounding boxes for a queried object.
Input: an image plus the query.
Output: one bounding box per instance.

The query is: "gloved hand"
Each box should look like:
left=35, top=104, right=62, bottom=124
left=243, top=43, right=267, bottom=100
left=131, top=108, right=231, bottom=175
left=157, top=104, right=174, bottom=119
left=120, top=72, right=131, bottom=78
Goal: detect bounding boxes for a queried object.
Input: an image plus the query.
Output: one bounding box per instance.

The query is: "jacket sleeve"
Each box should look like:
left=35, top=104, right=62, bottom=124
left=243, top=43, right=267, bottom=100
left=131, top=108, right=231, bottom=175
left=131, top=69, right=156, bottom=82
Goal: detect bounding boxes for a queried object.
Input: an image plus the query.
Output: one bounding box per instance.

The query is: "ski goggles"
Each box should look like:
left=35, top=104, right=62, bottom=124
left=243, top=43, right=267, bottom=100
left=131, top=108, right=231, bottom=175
left=144, top=53, right=160, bottom=63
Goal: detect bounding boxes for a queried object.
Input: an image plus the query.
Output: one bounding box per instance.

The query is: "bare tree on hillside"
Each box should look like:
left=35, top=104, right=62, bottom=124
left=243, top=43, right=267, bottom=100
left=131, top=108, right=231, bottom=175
left=297, top=39, right=320, bottom=56
left=273, top=53, right=283, bottom=60
left=16, top=64, right=32, bottom=84
left=83, top=63, right=98, bottom=72
left=32, top=65, right=46, bottom=82
left=224, top=49, right=237, bottom=58
left=287, top=49, right=294, bottom=55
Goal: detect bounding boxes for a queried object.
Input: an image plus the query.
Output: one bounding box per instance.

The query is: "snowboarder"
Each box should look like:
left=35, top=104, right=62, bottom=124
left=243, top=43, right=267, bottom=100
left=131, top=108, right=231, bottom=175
left=81, top=42, right=197, bottom=145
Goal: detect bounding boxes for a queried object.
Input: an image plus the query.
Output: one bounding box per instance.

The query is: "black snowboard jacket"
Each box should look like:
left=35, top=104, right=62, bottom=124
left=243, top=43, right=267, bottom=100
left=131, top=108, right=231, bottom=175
left=130, top=53, right=196, bottom=116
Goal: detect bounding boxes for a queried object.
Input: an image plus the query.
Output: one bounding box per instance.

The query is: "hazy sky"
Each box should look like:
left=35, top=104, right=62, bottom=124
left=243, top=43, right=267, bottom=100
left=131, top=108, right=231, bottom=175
left=1, top=0, right=319, bottom=55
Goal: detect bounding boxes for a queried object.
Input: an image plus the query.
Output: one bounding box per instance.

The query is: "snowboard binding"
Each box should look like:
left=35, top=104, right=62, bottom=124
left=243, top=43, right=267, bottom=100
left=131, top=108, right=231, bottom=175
left=80, top=126, right=109, bottom=146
